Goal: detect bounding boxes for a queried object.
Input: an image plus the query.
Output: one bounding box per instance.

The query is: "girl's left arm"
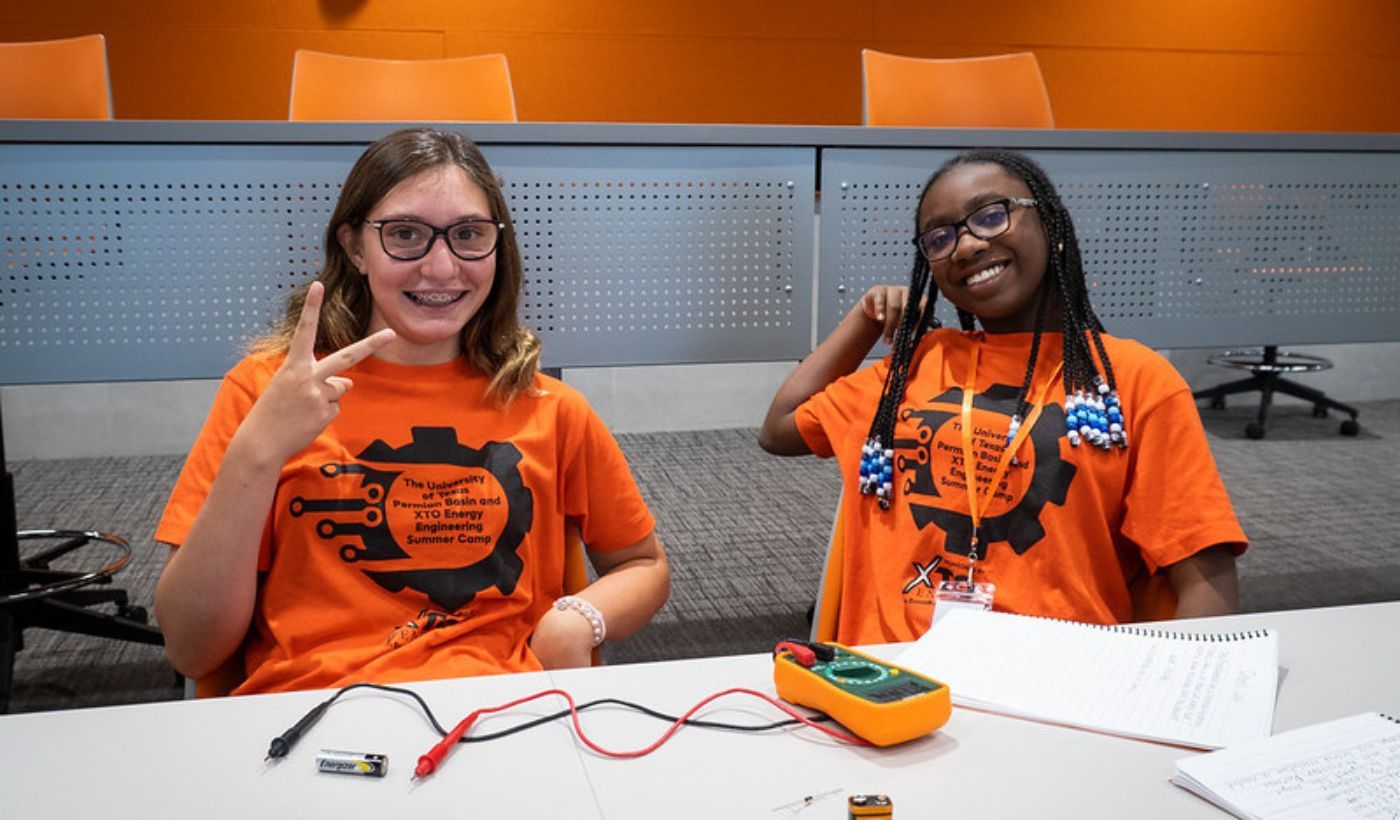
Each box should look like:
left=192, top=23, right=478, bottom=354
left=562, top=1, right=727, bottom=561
left=1168, top=543, right=1241, bottom=618
left=530, top=532, right=670, bottom=668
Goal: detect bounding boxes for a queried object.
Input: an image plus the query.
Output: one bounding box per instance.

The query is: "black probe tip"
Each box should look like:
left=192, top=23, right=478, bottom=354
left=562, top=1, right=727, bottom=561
left=267, top=736, right=292, bottom=760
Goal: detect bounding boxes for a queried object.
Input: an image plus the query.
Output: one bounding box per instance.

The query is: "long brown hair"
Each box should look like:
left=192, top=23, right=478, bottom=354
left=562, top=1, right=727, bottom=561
left=254, top=127, right=540, bottom=401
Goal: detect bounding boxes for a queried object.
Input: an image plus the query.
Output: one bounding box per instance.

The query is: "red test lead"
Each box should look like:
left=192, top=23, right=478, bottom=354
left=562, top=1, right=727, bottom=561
left=772, top=640, right=817, bottom=667
left=412, top=686, right=870, bottom=780
left=414, top=714, right=478, bottom=778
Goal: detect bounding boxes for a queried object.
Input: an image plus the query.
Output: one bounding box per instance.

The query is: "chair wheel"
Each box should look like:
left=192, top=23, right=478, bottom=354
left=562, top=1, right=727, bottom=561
left=117, top=604, right=149, bottom=623
left=1210, top=397, right=1226, bottom=410
left=1245, top=422, right=1266, bottom=439
left=1340, top=419, right=1360, bottom=436
left=1312, top=404, right=1329, bottom=418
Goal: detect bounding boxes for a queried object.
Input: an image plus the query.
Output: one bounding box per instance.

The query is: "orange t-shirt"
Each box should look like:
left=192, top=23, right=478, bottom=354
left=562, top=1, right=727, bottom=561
left=156, top=353, right=654, bottom=694
left=796, top=329, right=1246, bottom=644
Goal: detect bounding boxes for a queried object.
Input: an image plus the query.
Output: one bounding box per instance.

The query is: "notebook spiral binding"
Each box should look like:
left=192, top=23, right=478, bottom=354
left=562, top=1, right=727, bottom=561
left=1097, top=624, right=1272, bottom=642
left=1008, top=611, right=1271, bottom=642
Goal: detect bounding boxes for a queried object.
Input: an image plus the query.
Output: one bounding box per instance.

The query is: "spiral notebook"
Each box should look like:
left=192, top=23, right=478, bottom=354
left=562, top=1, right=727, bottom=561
left=1173, top=712, right=1400, bottom=819
left=896, top=608, right=1279, bottom=749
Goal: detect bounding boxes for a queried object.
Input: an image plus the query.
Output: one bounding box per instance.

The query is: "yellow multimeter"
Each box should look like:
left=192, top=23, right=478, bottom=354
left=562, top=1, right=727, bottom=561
left=773, top=642, right=950, bottom=747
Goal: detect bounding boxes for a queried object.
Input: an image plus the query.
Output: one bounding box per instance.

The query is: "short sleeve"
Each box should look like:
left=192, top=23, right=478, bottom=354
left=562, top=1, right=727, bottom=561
left=155, top=357, right=277, bottom=568
left=558, top=392, right=655, bottom=553
left=1120, top=385, right=1248, bottom=572
left=794, top=358, right=889, bottom=459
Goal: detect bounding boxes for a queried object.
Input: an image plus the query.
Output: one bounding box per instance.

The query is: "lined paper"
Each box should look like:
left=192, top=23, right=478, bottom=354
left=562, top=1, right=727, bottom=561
left=896, top=608, right=1278, bottom=749
left=1173, top=713, right=1400, bottom=819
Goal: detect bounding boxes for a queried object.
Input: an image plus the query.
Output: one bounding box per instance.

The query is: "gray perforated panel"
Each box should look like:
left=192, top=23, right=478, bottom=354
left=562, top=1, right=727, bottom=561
left=0, top=143, right=812, bottom=383
left=819, top=149, right=1400, bottom=349
left=0, top=144, right=358, bottom=383
left=492, top=145, right=812, bottom=368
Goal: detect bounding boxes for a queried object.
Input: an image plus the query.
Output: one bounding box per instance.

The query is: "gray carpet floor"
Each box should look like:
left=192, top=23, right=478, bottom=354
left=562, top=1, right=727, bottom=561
left=7, top=398, right=1400, bottom=713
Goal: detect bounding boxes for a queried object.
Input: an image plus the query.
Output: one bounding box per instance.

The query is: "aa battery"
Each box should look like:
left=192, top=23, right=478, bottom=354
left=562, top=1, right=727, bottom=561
left=315, top=749, right=388, bottom=777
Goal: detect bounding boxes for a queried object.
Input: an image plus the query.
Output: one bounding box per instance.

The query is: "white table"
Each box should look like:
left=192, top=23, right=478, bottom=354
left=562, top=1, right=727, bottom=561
left=1, top=601, right=1395, bottom=819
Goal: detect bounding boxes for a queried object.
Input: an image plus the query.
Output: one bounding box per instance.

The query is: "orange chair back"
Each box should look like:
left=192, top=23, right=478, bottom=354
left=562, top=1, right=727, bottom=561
left=289, top=50, right=517, bottom=122
left=862, top=49, right=1053, bottom=129
left=0, top=34, right=112, bottom=119
left=810, top=497, right=846, bottom=643
left=562, top=522, right=603, bottom=666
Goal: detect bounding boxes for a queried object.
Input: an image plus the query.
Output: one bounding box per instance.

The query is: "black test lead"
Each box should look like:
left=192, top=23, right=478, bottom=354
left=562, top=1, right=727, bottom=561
left=260, top=680, right=862, bottom=778
left=266, top=696, right=335, bottom=761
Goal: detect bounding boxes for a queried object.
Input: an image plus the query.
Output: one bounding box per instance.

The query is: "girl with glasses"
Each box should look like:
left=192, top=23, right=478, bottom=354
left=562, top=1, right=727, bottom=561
left=761, top=149, right=1243, bottom=644
left=155, top=127, right=669, bottom=694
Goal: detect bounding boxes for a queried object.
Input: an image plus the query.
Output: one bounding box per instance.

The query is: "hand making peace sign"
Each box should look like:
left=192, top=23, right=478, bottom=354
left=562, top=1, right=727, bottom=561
left=239, top=281, right=397, bottom=465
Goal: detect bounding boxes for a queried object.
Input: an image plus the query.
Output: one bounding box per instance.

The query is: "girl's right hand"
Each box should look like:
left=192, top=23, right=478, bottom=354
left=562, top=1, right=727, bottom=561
left=858, top=285, right=911, bottom=345
left=238, top=281, right=396, bottom=465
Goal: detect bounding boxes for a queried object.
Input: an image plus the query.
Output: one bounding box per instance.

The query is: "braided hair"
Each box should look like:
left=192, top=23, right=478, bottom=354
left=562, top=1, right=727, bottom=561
left=857, top=149, right=1126, bottom=509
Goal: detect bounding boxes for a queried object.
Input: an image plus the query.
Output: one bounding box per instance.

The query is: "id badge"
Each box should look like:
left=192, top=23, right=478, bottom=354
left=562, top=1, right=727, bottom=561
left=933, top=579, right=995, bottom=626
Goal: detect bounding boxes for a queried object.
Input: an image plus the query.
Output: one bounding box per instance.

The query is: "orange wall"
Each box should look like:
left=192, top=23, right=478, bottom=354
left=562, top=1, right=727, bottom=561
left=3, top=0, right=1398, bottom=131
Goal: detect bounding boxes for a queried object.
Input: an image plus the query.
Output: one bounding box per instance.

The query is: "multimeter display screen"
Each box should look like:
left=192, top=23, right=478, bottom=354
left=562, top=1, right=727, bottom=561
left=827, top=663, right=881, bottom=680
left=812, top=649, right=942, bottom=702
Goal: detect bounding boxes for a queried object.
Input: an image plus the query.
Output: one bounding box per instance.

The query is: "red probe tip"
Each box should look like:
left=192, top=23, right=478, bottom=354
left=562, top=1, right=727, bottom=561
left=415, top=753, right=443, bottom=778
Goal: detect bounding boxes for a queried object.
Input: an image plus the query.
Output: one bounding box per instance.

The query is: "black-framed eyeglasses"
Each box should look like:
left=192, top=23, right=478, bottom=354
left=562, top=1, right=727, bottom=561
left=912, top=197, right=1037, bottom=262
left=364, top=218, right=505, bottom=262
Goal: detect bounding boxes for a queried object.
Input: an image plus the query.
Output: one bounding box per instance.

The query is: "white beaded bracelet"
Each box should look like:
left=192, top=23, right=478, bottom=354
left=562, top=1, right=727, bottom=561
left=554, top=595, right=606, bottom=647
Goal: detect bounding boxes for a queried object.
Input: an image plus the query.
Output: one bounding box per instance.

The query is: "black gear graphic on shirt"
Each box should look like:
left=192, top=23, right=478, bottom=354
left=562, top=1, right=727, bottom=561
left=290, top=426, right=533, bottom=612
left=895, top=382, right=1075, bottom=556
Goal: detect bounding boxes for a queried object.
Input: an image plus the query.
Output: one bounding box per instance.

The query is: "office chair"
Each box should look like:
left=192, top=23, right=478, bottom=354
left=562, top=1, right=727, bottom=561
left=0, top=34, right=113, bottom=119
left=861, top=49, right=1054, bottom=128
left=0, top=405, right=163, bottom=712
left=1193, top=347, right=1361, bottom=440
left=810, top=497, right=846, bottom=643
left=289, top=50, right=518, bottom=122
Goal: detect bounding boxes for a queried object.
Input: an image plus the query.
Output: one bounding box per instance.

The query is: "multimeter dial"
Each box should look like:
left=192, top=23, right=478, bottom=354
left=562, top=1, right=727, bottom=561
left=820, top=660, right=890, bottom=686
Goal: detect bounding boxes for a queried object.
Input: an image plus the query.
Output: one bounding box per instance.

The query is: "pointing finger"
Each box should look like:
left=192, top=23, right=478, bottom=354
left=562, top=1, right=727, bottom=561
left=311, top=328, right=397, bottom=380
left=289, top=281, right=325, bottom=363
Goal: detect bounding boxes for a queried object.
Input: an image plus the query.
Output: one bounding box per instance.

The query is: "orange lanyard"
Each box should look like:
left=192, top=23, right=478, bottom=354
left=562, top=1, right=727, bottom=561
left=958, top=342, right=1062, bottom=582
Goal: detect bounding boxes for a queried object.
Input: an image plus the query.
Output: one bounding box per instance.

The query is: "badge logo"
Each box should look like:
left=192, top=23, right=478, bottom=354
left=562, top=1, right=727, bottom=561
left=289, top=426, right=534, bottom=612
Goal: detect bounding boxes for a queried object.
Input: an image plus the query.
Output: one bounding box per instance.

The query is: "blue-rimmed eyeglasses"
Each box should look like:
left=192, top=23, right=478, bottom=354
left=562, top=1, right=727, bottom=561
left=365, top=218, right=505, bottom=262
left=912, top=198, right=1037, bottom=262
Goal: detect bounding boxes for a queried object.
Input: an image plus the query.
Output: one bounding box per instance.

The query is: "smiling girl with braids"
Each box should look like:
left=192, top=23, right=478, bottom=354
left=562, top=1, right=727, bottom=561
left=761, top=150, right=1244, bottom=643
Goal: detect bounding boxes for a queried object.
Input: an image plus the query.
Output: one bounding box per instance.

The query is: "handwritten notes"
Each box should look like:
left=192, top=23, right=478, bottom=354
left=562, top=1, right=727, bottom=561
left=1173, top=712, right=1400, bottom=819
left=896, top=609, right=1278, bottom=749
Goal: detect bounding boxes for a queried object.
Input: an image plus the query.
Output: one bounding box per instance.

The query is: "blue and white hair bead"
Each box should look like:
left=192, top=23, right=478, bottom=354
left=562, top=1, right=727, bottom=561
left=858, top=436, right=895, bottom=509
left=1005, top=414, right=1023, bottom=447
left=1066, top=379, right=1128, bottom=450
left=1005, top=414, right=1024, bottom=464
left=1065, top=389, right=1088, bottom=447
left=1103, top=382, right=1128, bottom=449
